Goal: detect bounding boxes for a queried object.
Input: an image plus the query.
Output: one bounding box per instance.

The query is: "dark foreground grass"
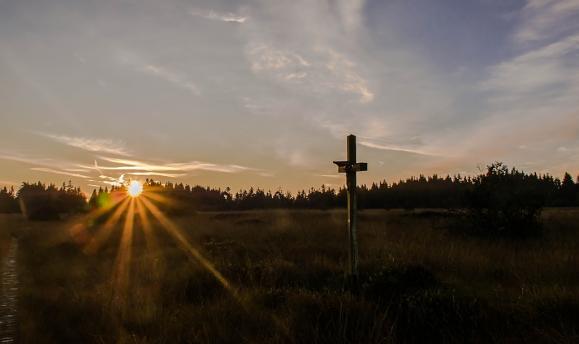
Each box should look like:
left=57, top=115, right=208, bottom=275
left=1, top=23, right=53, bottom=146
left=0, top=214, right=23, bottom=259
left=2, top=208, right=579, bottom=343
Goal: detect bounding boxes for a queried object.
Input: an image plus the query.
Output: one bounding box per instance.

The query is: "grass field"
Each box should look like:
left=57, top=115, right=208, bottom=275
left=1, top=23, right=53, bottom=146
left=2, top=208, right=579, bottom=343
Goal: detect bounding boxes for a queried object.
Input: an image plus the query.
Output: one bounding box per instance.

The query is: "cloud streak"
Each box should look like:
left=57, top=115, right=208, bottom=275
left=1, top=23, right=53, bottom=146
left=143, top=64, right=201, bottom=96
left=192, top=9, right=247, bottom=23
left=1, top=150, right=263, bottom=190
left=118, top=51, right=201, bottom=96
left=481, top=33, right=579, bottom=97
left=31, top=167, right=91, bottom=179
left=127, top=172, right=186, bottom=178
left=39, top=133, right=131, bottom=156
left=83, top=156, right=260, bottom=175
left=514, top=0, right=579, bottom=44
left=246, top=44, right=373, bottom=103
left=325, top=49, right=374, bottom=103
left=315, top=174, right=342, bottom=179
left=0, top=152, right=79, bottom=170
left=359, top=141, right=437, bottom=157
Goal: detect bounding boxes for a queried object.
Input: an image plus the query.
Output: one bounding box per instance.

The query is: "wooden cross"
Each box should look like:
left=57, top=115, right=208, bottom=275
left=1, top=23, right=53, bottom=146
left=333, top=134, right=367, bottom=282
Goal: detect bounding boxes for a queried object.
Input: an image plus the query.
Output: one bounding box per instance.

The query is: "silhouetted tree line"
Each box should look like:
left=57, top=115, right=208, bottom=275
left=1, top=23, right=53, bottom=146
left=1, top=165, right=578, bottom=221
left=13, top=181, right=86, bottom=220
left=152, top=169, right=576, bottom=212
left=86, top=166, right=579, bottom=214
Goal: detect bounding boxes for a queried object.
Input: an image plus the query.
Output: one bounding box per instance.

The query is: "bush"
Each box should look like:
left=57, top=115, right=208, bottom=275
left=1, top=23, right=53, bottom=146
left=0, top=186, right=20, bottom=213
left=466, top=163, right=545, bottom=238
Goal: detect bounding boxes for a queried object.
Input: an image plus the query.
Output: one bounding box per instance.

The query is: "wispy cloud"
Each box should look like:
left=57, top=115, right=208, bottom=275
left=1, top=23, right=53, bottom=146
left=359, top=141, right=437, bottom=156
left=7, top=0, right=578, bottom=189
left=325, top=49, right=374, bottom=103
left=1, top=150, right=262, bottom=190
left=248, top=44, right=310, bottom=72
left=470, top=5, right=579, bottom=165
left=98, top=173, right=126, bottom=186
left=82, top=156, right=260, bottom=175
left=246, top=44, right=373, bottom=103
left=62, top=167, right=92, bottom=173
left=192, top=9, right=247, bottom=23
left=315, top=174, right=342, bottom=179
left=31, top=167, right=91, bottom=179
left=118, top=51, right=201, bottom=95
left=0, top=152, right=78, bottom=169
left=481, top=33, right=579, bottom=97
left=127, top=172, right=186, bottom=178
left=166, top=161, right=256, bottom=174
left=143, top=64, right=201, bottom=95
left=99, top=175, right=119, bottom=181
left=514, top=0, right=579, bottom=44
left=38, top=133, right=131, bottom=156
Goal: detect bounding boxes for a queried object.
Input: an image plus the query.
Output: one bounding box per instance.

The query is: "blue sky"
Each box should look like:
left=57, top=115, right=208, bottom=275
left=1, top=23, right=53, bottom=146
left=1, top=0, right=578, bottom=192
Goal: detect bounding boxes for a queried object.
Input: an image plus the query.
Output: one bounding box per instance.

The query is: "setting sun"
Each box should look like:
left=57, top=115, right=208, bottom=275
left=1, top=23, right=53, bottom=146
left=127, top=180, right=143, bottom=198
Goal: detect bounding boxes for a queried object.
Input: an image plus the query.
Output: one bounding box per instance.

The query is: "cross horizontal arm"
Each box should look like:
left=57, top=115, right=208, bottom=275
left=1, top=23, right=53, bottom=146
left=333, top=161, right=368, bottom=173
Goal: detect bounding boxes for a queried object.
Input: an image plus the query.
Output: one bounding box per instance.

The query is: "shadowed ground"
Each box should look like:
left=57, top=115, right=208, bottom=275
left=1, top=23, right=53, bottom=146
left=0, top=237, right=18, bottom=343
left=1, top=209, right=579, bottom=343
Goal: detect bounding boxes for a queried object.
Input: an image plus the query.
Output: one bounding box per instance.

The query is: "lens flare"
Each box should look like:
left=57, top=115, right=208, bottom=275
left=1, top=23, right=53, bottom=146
left=73, top=186, right=289, bottom=337
left=128, top=180, right=143, bottom=198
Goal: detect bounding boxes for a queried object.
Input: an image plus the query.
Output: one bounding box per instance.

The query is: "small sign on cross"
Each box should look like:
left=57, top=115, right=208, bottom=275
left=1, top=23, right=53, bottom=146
left=333, top=134, right=367, bottom=284
left=334, top=162, right=368, bottom=173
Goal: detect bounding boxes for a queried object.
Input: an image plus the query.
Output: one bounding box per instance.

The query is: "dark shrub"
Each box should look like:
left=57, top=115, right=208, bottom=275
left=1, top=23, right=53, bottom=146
left=0, top=186, right=20, bottom=213
left=18, top=183, right=61, bottom=220
left=466, top=163, right=545, bottom=238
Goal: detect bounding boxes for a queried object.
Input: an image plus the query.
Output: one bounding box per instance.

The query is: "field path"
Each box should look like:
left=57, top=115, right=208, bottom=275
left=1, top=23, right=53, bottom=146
left=0, top=238, right=18, bottom=343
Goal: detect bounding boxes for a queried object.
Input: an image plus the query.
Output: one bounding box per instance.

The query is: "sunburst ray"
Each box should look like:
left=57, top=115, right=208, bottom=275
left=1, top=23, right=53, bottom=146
left=110, top=198, right=136, bottom=314
left=84, top=197, right=131, bottom=255
left=135, top=198, right=163, bottom=277
left=139, top=197, right=236, bottom=296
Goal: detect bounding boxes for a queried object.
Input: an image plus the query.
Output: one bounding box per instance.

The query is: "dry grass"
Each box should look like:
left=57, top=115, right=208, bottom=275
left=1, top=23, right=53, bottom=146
left=2, top=208, right=579, bottom=343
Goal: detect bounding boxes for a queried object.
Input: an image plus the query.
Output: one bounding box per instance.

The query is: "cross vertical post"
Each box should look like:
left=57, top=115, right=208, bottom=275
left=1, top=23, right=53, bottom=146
left=346, top=135, right=358, bottom=280
left=333, top=134, right=367, bottom=285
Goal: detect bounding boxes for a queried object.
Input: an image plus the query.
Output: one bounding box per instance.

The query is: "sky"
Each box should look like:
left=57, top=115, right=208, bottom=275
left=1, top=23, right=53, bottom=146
left=1, top=0, right=578, bottom=193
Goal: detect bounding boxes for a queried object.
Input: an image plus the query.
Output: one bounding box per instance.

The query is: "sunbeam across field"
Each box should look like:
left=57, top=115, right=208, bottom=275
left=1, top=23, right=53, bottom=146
left=74, top=181, right=247, bottom=322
